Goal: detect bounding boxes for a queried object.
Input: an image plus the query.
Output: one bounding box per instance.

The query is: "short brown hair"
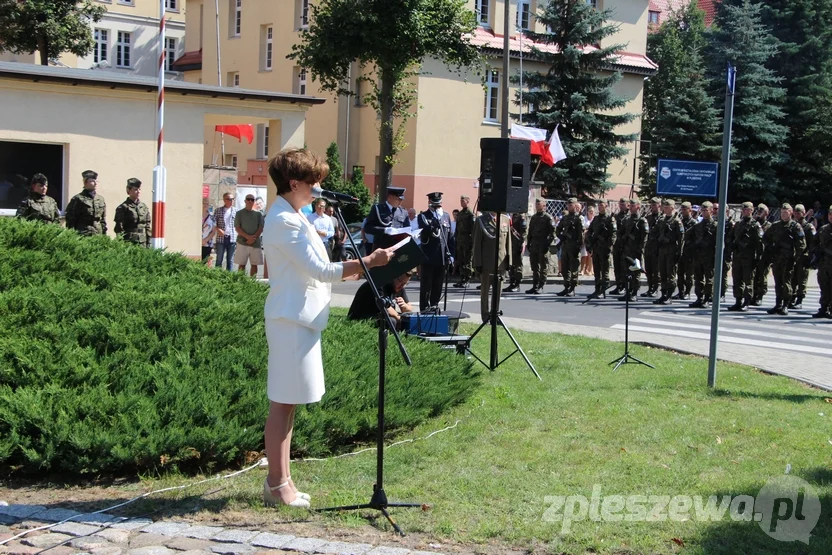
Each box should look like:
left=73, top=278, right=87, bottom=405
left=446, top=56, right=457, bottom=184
left=268, top=148, right=329, bottom=195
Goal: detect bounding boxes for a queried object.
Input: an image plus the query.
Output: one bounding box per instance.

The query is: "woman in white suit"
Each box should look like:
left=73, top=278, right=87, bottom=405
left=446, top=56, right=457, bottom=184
left=262, top=148, right=393, bottom=508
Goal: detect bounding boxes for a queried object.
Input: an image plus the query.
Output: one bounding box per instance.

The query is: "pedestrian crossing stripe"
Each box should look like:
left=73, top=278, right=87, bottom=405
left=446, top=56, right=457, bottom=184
left=645, top=310, right=832, bottom=337
left=627, top=317, right=831, bottom=345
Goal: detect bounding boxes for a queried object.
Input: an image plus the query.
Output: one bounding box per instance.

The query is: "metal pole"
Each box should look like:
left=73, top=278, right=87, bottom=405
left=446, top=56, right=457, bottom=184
left=151, top=0, right=167, bottom=249
left=518, top=0, right=523, bottom=123
left=707, top=63, right=737, bottom=388
left=500, top=0, right=510, bottom=138
left=215, top=0, right=225, bottom=160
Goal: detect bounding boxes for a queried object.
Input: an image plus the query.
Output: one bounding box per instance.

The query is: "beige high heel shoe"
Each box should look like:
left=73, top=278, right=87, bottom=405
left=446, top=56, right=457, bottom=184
left=263, top=478, right=310, bottom=508
left=287, top=475, right=311, bottom=501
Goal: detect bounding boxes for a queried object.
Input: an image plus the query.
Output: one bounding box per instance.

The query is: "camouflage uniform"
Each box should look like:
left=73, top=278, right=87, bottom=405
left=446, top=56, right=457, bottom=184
left=114, top=198, right=152, bottom=247
left=556, top=200, right=584, bottom=295
left=611, top=199, right=629, bottom=293
left=764, top=205, right=806, bottom=315
left=454, top=205, right=476, bottom=285
left=16, top=192, right=60, bottom=224
left=752, top=206, right=772, bottom=304
left=728, top=205, right=763, bottom=310
left=65, top=190, right=107, bottom=236
left=506, top=213, right=527, bottom=291
left=789, top=205, right=817, bottom=308
left=620, top=207, right=650, bottom=299
left=655, top=201, right=684, bottom=304
left=688, top=204, right=718, bottom=307
left=584, top=208, right=617, bottom=298
left=642, top=201, right=661, bottom=297
left=676, top=207, right=697, bottom=299
left=526, top=209, right=555, bottom=293
left=813, top=214, right=832, bottom=318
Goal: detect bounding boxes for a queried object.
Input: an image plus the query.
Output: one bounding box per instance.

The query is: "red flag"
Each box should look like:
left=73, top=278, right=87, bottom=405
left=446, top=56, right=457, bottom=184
left=540, top=125, right=567, bottom=167
left=215, top=124, right=254, bottom=144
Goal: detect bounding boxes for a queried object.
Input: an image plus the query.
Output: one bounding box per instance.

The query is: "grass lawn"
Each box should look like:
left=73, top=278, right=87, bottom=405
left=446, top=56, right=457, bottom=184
left=24, top=324, right=831, bottom=554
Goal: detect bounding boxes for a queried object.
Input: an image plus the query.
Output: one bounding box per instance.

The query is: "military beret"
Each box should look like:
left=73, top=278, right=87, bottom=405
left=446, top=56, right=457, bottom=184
left=757, top=203, right=769, bottom=211
left=30, top=173, right=47, bottom=186
left=619, top=197, right=628, bottom=203
left=794, top=203, right=805, bottom=213
left=82, top=170, right=98, bottom=181
left=460, top=195, right=470, bottom=200
left=650, top=197, right=660, bottom=204
left=681, top=201, right=692, bottom=208
left=662, top=199, right=675, bottom=207
left=567, top=197, right=578, bottom=204
left=701, top=201, right=713, bottom=208
left=126, top=177, right=142, bottom=189
left=742, top=201, right=754, bottom=209
left=781, top=203, right=793, bottom=211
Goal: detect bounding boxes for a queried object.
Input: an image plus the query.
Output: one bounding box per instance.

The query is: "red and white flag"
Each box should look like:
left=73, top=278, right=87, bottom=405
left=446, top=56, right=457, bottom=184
left=541, top=125, right=567, bottom=166
left=510, top=123, right=547, bottom=156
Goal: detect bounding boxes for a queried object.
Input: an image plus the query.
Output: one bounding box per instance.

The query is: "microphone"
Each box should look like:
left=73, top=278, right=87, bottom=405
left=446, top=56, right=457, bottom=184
left=312, top=185, right=359, bottom=204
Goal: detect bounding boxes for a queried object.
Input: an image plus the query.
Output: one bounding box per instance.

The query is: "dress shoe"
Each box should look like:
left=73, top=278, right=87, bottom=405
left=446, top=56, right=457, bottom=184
left=263, top=478, right=310, bottom=508
left=503, top=284, right=519, bottom=293
left=766, top=305, right=780, bottom=315
left=749, top=298, right=762, bottom=306
left=812, top=307, right=829, bottom=318
left=525, top=286, right=538, bottom=294
left=688, top=299, right=704, bottom=308
left=726, top=302, right=742, bottom=312
left=556, top=288, right=570, bottom=297
left=640, top=290, right=656, bottom=298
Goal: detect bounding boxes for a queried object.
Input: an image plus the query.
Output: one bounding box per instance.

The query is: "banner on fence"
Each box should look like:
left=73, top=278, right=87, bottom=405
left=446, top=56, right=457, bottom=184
left=656, top=159, right=719, bottom=197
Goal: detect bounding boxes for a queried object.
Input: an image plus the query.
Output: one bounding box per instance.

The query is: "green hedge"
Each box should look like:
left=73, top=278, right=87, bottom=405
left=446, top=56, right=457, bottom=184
left=0, top=219, right=479, bottom=477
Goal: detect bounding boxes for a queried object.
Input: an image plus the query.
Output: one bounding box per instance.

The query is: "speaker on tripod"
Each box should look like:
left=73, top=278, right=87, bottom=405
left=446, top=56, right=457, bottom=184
left=479, top=138, right=531, bottom=213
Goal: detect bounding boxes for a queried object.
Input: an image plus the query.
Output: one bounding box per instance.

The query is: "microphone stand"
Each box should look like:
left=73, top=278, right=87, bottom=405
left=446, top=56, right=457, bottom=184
left=317, top=202, right=423, bottom=536
left=609, top=265, right=655, bottom=372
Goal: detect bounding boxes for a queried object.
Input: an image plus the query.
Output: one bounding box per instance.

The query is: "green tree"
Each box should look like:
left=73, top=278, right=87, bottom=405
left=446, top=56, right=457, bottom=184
left=705, top=0, right=788, bottom=204
left=289, top=0, right=481, bottom=200
left=321, top=142, right=372, bottom=223
left=639, top=3, right=720, bottom=197
left=0, top=0, right=106, bottom=65
left=517, top=0, right=637, bottom=198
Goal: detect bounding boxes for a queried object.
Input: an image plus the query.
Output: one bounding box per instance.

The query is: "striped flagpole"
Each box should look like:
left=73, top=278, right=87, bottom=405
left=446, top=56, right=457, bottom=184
left=151, top=0, right=167, bottom=249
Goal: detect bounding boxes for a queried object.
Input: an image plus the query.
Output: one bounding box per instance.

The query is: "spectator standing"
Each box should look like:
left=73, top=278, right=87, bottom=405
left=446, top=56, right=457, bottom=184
left=202, top=205, right=216, bottom=265
left=307, top=198, right=335, bottom=257
left=580, top=205, right=594, bottom=276
left=16, top=173, right=60, bottom=223
left=326, top=204, right=346, bottom=262
left=214, top=192, right=238, bottom=270
left=407, top=207, right=419, bottom=230
left=65, top=170, right=107, bottom=236
left=235, top=194, right=266, bottom=276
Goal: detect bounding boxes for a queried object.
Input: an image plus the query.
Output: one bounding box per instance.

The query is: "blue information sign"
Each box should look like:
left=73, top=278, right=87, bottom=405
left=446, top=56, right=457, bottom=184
left=656, top=159, right=719, bottom=198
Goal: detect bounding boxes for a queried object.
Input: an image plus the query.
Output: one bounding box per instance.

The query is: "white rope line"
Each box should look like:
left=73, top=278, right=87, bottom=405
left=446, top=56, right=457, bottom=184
left=0, top=418, right=464, bottom=546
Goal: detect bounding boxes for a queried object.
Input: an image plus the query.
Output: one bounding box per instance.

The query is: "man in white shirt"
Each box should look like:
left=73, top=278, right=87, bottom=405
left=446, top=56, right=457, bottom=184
left=408, top=208, right=419, bottom=230
left=307, top=198, right=335, bottom=259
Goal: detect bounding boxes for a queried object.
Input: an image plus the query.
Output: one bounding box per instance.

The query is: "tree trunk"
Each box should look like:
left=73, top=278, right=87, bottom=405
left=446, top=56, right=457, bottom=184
left=377, top=68, right=395, bottom=201
left=37, top=35, right=48, bottom=65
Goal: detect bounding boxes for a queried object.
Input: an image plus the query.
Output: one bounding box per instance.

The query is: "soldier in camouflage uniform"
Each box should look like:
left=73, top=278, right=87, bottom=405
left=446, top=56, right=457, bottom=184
left=752, top=203, right=772, bottom=305
left=688, top=201, right=718, bottom=308
left=65, top=170, right=107, bottom=236
left=641, top=198, right=661, bottom=297
left=15, top=173, right=60, bottom=224
left=654, top=199, right=684, bottom=304
left=556, top=197, right=584, bottom=296
left=611, top=197, right=629, bottom=295
left=812, top=207, right=832, bottom=318
left=713, top=202, right=734, bottom=301
left=525, top=198, right=555, bottom=294
left=585, top=201, right=617, bottom=299
left=726, top=201, right=763, bottom=311
left=453, top=195, right=476, bottom=287
left=619, top=199, right=650, bottom=301
left=675, top=201, right=696, bottom=299
left=765, top=204, right=806, bottom=315
left=789, top=204, right=816, bottom=309
left=114, top=178, right=152, bottom=247
left=504, top=212, right=527, bottom=292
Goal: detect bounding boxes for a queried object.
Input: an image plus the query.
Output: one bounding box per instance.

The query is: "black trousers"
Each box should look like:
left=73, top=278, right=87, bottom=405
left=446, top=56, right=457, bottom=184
left=420, top=263, right=446, bottom=309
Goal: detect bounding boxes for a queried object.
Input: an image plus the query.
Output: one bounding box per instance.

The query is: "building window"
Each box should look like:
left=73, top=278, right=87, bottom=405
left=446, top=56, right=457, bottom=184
left=476, top=0, right=489, bottom=26
left=586, top=0, right=597, bottom=8
left=517, top=0, right=531, bottom=31
left=94, top=29, right=108, bottom=64
left=648, top=10, right=660, bottom=24
left=484, top=69, right=499, bottom=121
left=265, top=26, right=273, bottom=70
left=230, top=0, right=242, bottom=36
left=225, top=154, right=238, bottom=168
left=354, top=77, right=363, bottom=106
left=164, top=37, right=177, bottom=71
left=227, top=71, right=240, bottom=87
left=264, top=125, right=269, bottom=157
left=165, top=0, right=178, bottom=11
left=298, top=68, right=307, bottom=95
left=257, top=124, right=269, bottom=158
left=116, top=31, right=131, bottom=68
left=300, top=0, right=310, bottom=28
left=117, top=0, right=134, bottom=5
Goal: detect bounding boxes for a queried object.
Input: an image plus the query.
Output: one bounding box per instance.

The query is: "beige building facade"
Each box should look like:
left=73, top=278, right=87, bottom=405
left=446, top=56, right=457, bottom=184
left=0, top=62, right=320, bottom=257
left=180, top=0, right=656, bottom=211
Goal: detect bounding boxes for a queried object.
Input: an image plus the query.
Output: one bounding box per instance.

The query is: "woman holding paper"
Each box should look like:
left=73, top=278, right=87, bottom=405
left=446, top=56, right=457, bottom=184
left=261, top=148, right=393, bottom=508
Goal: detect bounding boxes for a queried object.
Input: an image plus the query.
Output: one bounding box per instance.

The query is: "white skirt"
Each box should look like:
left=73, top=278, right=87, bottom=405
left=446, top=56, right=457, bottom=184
left=266, top=318, right=325, bottom=405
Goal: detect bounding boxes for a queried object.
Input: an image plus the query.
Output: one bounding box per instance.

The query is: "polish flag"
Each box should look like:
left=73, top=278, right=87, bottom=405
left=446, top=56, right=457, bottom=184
left=540, top=125, right=567, bottom=167
left=510, top=123, right=547, bottom=156
left=215, top=124, right=254, bottom=144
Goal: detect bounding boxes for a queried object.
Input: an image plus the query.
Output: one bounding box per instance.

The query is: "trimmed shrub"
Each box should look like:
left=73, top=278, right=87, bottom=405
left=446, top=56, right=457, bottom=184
left=0, top=219, right=478, bottom=477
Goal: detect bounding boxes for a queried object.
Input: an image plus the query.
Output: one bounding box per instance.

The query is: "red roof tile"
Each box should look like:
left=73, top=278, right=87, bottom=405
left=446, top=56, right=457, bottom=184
left=648, top=0, right=692, bottom=26
left=697, top=0, right=718, bottom=25
left=172, top=49, right=202, bottom=71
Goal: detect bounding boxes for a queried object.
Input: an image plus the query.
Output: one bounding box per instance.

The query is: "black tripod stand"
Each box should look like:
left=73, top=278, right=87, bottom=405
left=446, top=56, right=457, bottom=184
left=467, top=211, right=541, bottom=380
left=609, top=264, right=654, bottom=372
left=317, top=204, right=422, bottom=536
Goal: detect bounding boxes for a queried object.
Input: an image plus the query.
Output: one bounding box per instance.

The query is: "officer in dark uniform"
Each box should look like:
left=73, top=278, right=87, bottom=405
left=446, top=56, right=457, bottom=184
left=688, top=201, right=718, bottom=308
left=418, top=192, right=452, bottom=310
left=504, top=212, right=527, bottom=292
left=675, top=201, right=696, bottom=299
left=620, top=199, right=649, bottom=301
left=585, top=201, right=617, bottom=299
left=16, top=173, right=60, bottom=224
left=364, top=186, right=409, bottom=250
left=727, top=201, right=763, bottom=311
left=641, top=197, right=661, bottom=297
left=65, top=170, right=107, bottom=236
left=765, top=203, right=806, bottom=315
left=789, top=204, right=816, bottom=309
left=610, top=197, right=630, bottom=295
left=114, top=178, right=152, bottom=247
left=453, top=195, right=476, bottom=287
left=556, top=197, right=584, bottom=296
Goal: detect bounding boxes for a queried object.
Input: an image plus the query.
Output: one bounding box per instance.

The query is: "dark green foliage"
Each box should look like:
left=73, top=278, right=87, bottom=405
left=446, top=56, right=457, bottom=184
left=640, top=3, right=720, bottom=197
left=0, top=0, right=106, bottom=65
left=0, top=219, right=479, bottom=476
left=321, top=142, right=372, bottom=224
left=517, top=0, right=637, bottom=198
left=706, top=0, right=788, bottom=204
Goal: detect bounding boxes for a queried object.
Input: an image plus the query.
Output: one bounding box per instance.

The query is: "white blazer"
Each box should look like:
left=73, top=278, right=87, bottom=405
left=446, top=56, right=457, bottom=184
left=263, top=195, right=344, bottom=330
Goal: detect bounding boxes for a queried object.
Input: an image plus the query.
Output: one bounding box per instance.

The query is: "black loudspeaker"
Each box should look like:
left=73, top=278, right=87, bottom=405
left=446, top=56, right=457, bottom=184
left=478, top=138, right=530, bottom=213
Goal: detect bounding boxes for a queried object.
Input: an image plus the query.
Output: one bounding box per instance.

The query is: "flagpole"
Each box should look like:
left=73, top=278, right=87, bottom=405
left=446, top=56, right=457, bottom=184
left=500, top=0, right=510, bottom=138
left=518, top=0, right=523, bottom=123
left=151, top=0, right=166, bottom=250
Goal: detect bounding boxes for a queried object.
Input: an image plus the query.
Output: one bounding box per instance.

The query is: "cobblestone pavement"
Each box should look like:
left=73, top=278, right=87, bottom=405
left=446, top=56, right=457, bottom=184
left=0, top=503, right=444, bottom=555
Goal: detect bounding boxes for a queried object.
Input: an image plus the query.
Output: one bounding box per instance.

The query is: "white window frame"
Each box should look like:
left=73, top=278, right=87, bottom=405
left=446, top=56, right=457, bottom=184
left=164, top=0, right=178, bottom=11
left=116, top=31, right=131, bottom=68
left=298, top=68, right=307, bottom=95
left=300, top=0, right=310, bottom=28
left=257, top=124, right=269, bottom=159
left=117, top=0, right=134, bottom=5
left=233, top=0, right=242, bottom=36
left=517, top=0, right=531, bottom=31
left=476, top=0, right=489, bottom=27
left=265, top=26, right=273, bottom=70
left=484, top=69, right=499, bottom=122
left=93, top=29, right=108, bottom=64
left=164, top=37, right=177, bottom=71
